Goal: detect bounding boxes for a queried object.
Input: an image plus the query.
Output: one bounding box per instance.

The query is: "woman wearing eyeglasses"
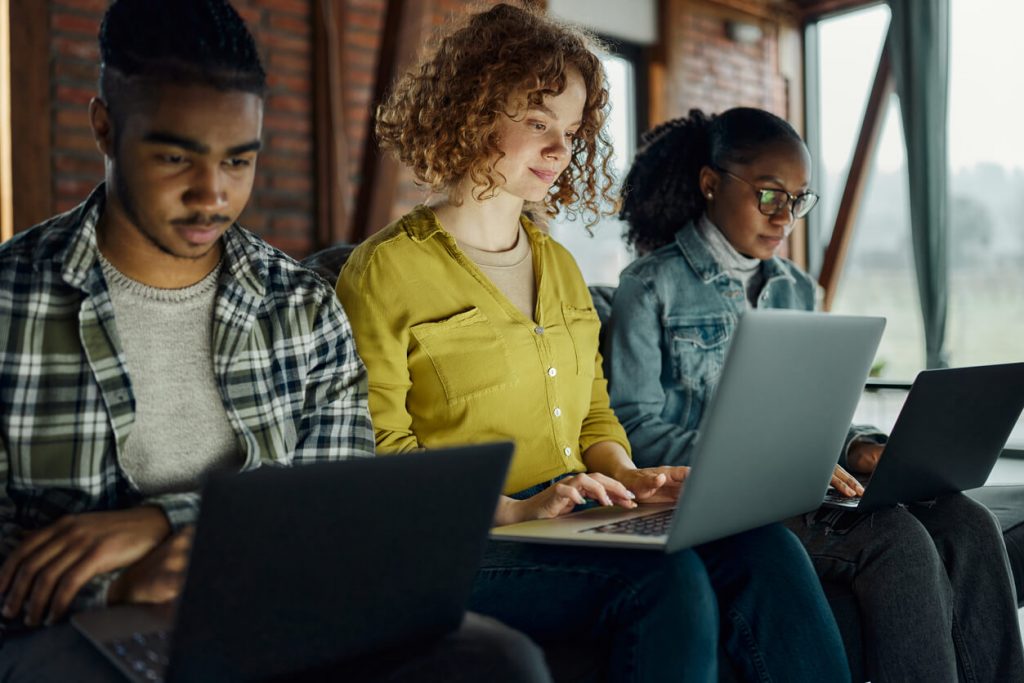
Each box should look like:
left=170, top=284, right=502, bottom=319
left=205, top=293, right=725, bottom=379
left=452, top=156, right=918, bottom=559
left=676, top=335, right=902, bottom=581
left=606, top=107, right=1024, bottom=682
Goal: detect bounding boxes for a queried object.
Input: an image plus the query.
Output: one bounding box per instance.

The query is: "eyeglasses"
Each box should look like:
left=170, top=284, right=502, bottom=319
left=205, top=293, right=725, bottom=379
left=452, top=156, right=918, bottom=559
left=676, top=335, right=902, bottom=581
left=714, top=166, right=819, bottom=220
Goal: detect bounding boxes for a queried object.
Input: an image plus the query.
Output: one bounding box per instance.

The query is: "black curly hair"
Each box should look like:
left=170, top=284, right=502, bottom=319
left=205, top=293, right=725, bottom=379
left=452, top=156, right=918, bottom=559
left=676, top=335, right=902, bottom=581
left=620, top=107, right=804, bottom=254
left=99, top=0, right=266, bottom=129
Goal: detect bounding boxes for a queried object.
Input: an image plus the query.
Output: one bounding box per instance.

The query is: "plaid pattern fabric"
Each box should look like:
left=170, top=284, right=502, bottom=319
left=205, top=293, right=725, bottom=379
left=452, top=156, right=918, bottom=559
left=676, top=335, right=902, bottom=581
left=0, top=186, right=374, bottom=609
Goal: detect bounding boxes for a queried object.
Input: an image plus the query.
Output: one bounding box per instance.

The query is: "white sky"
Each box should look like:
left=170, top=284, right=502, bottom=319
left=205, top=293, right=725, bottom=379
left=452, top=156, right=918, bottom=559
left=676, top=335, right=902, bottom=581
left=819, top=0, right=1024, bottom=174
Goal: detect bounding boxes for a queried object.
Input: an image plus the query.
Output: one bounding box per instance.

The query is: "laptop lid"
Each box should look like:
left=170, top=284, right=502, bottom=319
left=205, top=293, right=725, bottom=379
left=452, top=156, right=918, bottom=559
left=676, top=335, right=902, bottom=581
left=161, top=443, right=512, bottom=682
left=854, top=363, right=1024, bottom=512
left=491, top=310, right=884, bottom=553
left=661, top=310, right=884, bottom=551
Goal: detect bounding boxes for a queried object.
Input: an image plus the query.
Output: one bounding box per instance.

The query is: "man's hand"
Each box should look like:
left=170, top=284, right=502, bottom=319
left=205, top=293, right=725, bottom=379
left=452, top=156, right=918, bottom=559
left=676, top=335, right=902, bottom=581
left=0, top=506, right=170, bottom=626
left=108, top=526, right=194, bottom=607
left=615, top=466, right=689, bottom=503
left=847, top=441, right=885, bottom=475
left=830, top=465, right=866, bottom=498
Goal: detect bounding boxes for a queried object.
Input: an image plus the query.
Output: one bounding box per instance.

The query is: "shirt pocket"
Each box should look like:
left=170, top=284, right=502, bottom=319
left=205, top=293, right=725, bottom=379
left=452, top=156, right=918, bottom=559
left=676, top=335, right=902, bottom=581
left=665, top=314, right=732, bottom=391
left=410, top=307, right=516, bottom=403
left=561, top=303, right=601, bottom=377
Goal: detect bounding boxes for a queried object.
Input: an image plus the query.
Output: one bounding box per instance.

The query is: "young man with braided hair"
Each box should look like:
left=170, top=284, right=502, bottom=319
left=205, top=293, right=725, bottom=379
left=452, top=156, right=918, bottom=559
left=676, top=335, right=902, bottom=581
left=0, top=1, right=549, bottom=680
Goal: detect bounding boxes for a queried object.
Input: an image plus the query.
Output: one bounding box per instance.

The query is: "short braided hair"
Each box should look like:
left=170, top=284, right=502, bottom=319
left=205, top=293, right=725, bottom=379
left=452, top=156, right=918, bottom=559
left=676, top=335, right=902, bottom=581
left=99, top=0, right=266, bottom=124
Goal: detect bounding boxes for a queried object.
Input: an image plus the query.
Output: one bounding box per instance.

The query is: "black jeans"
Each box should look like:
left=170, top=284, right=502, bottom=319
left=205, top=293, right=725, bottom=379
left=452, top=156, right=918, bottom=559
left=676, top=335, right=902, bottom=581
left=786, top=493, right=1024, bottom=683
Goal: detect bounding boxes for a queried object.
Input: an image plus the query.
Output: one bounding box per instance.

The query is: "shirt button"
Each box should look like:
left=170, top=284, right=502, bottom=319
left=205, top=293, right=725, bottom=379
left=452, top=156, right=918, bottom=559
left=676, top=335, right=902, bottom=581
left=535, top=326, right=545, bottom=334
left=563, top=446, right=572, bottom=457
left=547, top=367, right=557, bottom=377
left=553, top=407, right=562, bottom=417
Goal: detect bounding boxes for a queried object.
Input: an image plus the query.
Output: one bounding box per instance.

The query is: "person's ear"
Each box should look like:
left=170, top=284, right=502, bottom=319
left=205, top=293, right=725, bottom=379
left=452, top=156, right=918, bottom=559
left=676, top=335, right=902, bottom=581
left=89, top=97, right=115, bottom=157
left=698, top=165, right=719, bottom=202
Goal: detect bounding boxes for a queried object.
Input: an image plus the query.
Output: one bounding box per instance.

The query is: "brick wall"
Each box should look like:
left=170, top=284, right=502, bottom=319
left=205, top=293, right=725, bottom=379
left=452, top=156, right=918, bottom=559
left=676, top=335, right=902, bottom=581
left=43, top=0, right=796, bottom=257
left=50, top=0, right=318, bottom=256
left=662, top=0, right=790, bottom=121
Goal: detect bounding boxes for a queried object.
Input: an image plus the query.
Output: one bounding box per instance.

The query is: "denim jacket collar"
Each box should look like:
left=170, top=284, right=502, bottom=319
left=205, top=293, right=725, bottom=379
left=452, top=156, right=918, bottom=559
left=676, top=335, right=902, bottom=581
left=674, top=220, right=796, bottom=287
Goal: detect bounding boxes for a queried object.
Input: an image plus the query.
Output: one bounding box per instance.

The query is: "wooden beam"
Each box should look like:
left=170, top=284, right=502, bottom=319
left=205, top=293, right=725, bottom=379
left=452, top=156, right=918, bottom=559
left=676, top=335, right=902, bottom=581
left=352, top=0, right=431, bottom=241
left=798, top=0, right=882, bottom=23
left=704, top=0, right=798, bottom=22
left=0, top=0, right=11, bottom=243
left=5, top=0, right=50, bottom=236
left=313, top=0, right=351, bottom=247
left=818, top=43, right=893, bottom=310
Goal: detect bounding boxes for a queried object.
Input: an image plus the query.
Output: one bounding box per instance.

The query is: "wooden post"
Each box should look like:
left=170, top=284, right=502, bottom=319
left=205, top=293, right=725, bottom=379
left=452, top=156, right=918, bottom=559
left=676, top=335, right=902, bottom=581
left=818, top=43, right=893, bottom=310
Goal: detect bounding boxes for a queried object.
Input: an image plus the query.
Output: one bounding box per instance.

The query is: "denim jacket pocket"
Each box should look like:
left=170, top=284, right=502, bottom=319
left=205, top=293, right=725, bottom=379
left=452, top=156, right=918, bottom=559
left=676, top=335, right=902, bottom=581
left=665, top=314, right=732, bottom=391
left=410, top=307, right=516, bottom=402
left=561, top=303, right=600, bottom=377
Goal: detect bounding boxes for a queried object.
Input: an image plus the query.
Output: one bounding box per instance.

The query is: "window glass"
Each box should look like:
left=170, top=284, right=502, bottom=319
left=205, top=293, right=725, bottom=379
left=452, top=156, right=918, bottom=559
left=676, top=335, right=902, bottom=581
left=549, top=52, right=635, bottom=285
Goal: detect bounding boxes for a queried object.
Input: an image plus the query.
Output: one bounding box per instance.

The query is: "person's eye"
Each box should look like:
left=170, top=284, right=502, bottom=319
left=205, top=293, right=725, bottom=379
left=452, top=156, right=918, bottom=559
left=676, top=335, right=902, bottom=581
left=225, top=157, right=253, bottom=168
left=159, top=154, right=186, bottom=164
left=528, top=120, right=547, bottom=132
left=565, top=130, right=577, bottom=140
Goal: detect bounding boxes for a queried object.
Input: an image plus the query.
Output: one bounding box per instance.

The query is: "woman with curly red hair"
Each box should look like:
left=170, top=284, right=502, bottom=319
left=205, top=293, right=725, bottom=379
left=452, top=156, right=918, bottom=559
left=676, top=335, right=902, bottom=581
left=338, top=4, right=850, bottom=680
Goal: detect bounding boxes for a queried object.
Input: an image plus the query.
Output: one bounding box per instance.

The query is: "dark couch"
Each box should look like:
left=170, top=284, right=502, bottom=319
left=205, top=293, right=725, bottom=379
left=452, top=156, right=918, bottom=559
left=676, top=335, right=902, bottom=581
left=307, top=245, right=1024, bottom=682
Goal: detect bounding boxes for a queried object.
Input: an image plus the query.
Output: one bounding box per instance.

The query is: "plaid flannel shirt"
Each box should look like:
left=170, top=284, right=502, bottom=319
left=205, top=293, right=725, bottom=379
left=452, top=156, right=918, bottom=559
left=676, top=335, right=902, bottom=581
left=0, top=186, right=374, bottom=610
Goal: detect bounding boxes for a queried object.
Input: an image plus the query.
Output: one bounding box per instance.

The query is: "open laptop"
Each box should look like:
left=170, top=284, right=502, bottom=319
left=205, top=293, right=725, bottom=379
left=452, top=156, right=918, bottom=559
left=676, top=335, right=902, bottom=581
left=823, top=362, right=1024, bottom=512
left=491, top=309, right=885, bottom=553
left=72, top=443, right=513, bottom=683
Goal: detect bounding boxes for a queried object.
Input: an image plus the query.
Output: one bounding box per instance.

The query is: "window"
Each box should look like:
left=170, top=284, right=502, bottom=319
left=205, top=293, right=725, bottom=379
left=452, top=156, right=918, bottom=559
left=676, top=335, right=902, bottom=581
left=549, top=43, right=644, bottom=285
left=812, top=0, right=1024, bottom=380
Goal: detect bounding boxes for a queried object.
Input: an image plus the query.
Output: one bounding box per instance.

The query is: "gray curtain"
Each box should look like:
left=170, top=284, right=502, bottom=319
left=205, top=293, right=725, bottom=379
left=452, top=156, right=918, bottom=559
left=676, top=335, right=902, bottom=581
left=887, top=0, right=951, bottom=368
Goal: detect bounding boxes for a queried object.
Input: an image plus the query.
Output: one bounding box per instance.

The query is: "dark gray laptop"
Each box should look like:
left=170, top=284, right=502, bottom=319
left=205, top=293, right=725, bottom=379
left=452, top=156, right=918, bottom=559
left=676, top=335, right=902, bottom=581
left=823, top=362, right=1024, bottom=512
left=72, top=443, right=513, bottom=682
left=491, top=310, right=885, bottom=552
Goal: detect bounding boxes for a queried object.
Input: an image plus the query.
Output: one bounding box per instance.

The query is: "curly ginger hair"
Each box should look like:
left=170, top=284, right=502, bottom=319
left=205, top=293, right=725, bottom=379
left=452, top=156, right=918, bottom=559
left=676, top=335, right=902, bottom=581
left=375, top=2, right=614, bottom=223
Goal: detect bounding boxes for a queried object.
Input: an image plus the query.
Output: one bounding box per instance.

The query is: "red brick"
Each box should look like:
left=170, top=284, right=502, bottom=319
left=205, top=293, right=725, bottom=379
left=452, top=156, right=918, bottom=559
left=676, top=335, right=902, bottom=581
left=254, top=0, right=309, bottom=17
left=263, top=235, right=312, bottom=258
left=269, top=135, right=312, bottom=154
left=259, top=189, right=313, bottom=210
left=260, top=31, right=310, bottom=54
left=54, top=153, right=104, bottom=177
left=236, top=6, right=264, bottom=28
left=264, top=112, right=312, bottom=134
left=57, top=177, right=101, bottom=199
left=268, top=13, right=310, bottom=36
left=259, top=154, right=312, bottom=174
left=56, top=85, right=96, bottom=106
left=267, top=72, right=311, bottom=94
left=268, top=51, right=310, bottom=74
left=54, top=0, right=107, bottom=13
left=56, top=128, right=101, bottom=154
left=57, top=108, right=92, bottom=130
left=267, top=94, right=311, bottom=114
left=52, top=12, right=100, bottom=35
left=269, top=175, right=313, bottom=192
left=271, top=214, right=312, bottom=235
left=55, top=59, right=99, bottom=85
left=53, top=36, right=100, bottom=61
left=346, top=10, right=383, bottom=31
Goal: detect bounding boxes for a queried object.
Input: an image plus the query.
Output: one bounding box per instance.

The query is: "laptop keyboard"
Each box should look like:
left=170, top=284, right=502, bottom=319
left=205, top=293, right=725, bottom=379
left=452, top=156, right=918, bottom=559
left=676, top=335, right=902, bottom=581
left=108, top=630, right=170, bottom=682
left=582, top=509, right=673, bottom=536
left=823, top=489, right=861, bottom=507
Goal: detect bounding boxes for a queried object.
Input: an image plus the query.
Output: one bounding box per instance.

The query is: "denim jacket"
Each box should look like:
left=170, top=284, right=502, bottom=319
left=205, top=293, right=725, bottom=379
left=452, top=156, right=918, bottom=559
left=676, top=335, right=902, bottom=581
left=606, top=222, right=881, bottom=468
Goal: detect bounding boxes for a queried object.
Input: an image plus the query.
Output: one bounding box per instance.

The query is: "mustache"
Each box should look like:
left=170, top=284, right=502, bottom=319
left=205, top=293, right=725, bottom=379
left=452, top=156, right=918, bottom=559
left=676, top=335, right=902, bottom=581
left=171, top=214, right=232, bottom=227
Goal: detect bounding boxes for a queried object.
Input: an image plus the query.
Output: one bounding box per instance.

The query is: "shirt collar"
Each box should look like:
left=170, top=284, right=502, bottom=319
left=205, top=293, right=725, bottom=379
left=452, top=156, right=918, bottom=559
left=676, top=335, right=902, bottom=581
left=675, top=217, right=796, bottom=286
left=405, top=203, right=551, bottom=247
left=53, top=183, right=266, bottom=298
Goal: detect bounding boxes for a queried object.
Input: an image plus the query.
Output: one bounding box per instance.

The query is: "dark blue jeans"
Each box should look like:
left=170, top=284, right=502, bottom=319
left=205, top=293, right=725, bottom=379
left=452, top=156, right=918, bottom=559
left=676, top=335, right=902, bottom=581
left=472, top=520, right=850, bottom=682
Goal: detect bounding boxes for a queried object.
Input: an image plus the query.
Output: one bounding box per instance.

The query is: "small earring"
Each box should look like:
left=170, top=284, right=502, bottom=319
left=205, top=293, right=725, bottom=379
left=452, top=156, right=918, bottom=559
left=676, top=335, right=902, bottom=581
left=706, top=192, right=713, bottom=199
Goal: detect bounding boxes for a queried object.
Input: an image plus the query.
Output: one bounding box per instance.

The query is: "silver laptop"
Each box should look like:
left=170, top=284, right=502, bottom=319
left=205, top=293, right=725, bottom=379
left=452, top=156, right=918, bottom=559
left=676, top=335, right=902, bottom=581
left=72, top=444, right=513, bottom=683
left=823, top=362, right=1024, bottom=512
left=491, top=310, right=885, bottom=553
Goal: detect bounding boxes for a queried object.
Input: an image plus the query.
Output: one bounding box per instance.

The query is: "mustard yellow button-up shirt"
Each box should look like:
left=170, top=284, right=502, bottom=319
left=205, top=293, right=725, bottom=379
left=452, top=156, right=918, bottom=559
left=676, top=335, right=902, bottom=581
left=337, top=206, right=631, bottom=494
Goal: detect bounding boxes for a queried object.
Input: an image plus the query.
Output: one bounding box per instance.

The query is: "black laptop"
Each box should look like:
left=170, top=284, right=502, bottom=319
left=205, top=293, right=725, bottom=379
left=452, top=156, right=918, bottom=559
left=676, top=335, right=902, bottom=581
left=823, top=363, right=1024, bottom=512
left=72, top=443, right=513, bottom=682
